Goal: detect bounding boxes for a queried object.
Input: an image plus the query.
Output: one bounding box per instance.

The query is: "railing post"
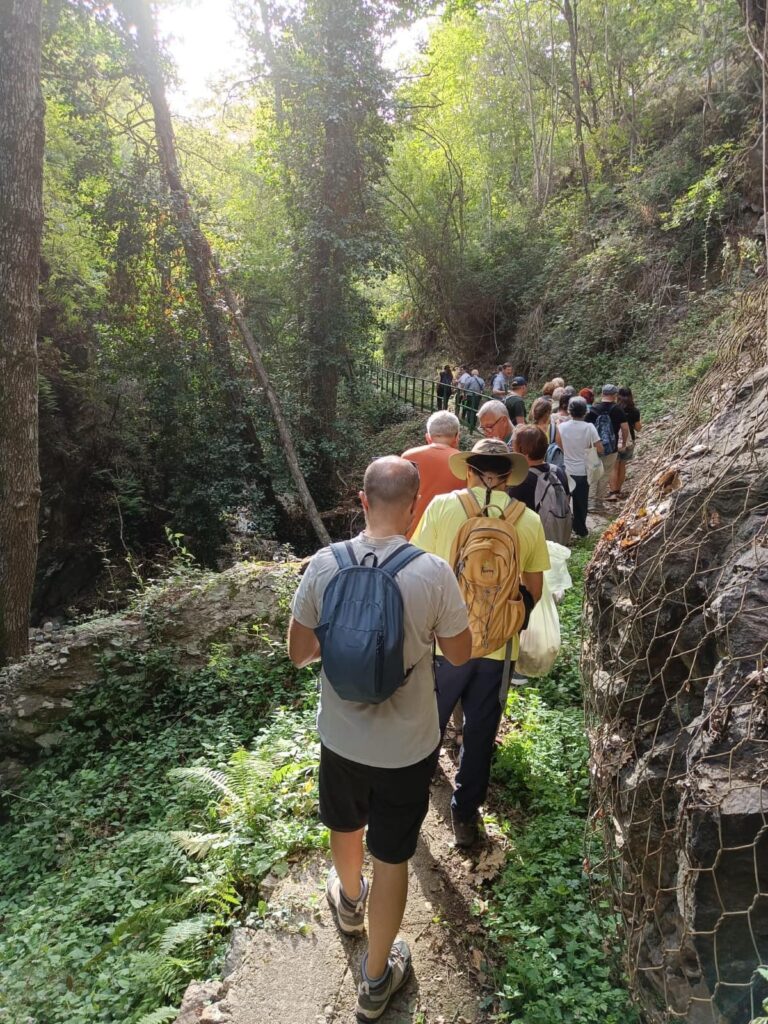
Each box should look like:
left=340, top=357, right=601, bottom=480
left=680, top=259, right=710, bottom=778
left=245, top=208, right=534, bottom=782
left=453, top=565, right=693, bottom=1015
left=420, top=379, right=425, bottom=410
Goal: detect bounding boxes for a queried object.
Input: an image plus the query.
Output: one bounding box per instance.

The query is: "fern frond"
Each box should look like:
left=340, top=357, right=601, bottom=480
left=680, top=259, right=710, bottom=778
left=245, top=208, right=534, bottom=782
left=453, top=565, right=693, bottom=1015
left=226, top=750, right=273, bottom=797
left=135, top=1006, right=179, bottom=1024
left=156, top=914, right=213, bottom=956
left=170, top=830, right=232, bottom=860
left=169, top=766, right=239, bottom=803
left=156, top=956, right=196, bottom=998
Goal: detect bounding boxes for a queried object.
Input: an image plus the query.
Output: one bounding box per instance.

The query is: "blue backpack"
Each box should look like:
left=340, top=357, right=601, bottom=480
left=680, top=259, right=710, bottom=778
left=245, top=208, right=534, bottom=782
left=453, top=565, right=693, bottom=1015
left=545, top=441, right=565, bottom=471
left=594, top=411, right=617, bottom=455
left=315, top=542, right=425, bottom=704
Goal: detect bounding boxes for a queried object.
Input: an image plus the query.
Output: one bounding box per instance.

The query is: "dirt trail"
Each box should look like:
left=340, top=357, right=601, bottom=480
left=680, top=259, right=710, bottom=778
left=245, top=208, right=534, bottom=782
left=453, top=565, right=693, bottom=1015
left=178, top=753, right=500, bottom=1024
left=175, top=504, right=627, bottom=1024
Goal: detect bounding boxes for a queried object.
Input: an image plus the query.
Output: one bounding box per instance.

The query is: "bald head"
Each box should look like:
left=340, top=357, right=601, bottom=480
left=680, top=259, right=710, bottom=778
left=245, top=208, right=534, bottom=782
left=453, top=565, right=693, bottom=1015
left=363, top=456, right=420, bottom=510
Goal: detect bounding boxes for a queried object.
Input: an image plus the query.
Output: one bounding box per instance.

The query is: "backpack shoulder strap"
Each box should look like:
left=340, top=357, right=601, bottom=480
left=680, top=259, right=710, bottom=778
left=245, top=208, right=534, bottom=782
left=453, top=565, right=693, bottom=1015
left=330, top=541, right=358, bottom=570
left=378, top=543, right=424, bottom=578
left=501, top=497, right=526, bottom=526
left=534, top=477, right=553, bottom=513
left=457, top=489, right=483, bottom=519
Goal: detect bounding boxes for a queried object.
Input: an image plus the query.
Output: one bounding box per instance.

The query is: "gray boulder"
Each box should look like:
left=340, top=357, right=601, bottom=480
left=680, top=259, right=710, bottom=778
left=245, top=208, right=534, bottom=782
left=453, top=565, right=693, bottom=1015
left=584, top=292, right=768, bottom=1023
left=0, top=561, right=301, bottom=789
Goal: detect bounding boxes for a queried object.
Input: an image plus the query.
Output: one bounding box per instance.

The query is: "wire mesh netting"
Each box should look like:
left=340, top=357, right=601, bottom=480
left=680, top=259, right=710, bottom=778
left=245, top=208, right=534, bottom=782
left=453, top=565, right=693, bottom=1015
left=583, top=281, right=768, bottom=1023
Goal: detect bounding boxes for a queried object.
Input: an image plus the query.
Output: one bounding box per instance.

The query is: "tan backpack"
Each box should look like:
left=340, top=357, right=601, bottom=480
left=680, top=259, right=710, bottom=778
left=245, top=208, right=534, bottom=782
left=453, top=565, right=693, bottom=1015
left=449, top=490, right=526, bottom=659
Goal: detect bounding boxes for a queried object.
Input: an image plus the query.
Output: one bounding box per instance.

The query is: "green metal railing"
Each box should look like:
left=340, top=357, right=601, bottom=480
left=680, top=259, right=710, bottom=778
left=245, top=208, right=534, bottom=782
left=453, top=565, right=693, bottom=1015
left=370, top=364, right=438, bottom=412
left=367, top=363, right=489, bottom=419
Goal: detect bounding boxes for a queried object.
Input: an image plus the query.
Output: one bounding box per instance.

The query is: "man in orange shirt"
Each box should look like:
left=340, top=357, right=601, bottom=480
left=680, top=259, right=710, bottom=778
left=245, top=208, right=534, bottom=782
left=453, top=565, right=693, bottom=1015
left=402, top=411, right=461, bottom=539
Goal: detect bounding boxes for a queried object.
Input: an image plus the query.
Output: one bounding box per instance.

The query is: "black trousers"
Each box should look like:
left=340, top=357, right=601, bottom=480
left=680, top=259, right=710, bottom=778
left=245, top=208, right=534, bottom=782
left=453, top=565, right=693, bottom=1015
left=571, top=474, right=589, bottom=537
left=463, top=392, right=481, bottom=429
left=435, top=656, right=506, bottom=822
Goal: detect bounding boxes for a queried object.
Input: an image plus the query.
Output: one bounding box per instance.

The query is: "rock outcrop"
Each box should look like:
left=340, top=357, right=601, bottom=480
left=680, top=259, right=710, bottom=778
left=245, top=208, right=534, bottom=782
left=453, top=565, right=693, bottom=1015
left=584, top=285, right=768, bottom=1023
left=0, top=561, right=300, bottom=788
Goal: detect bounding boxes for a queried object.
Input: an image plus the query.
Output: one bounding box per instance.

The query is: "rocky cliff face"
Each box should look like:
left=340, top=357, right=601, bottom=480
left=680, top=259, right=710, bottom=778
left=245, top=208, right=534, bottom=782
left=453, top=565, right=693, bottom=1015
left=0, top=561, right=300, bottom=789
left=584, top=284, right=768, bottom=1023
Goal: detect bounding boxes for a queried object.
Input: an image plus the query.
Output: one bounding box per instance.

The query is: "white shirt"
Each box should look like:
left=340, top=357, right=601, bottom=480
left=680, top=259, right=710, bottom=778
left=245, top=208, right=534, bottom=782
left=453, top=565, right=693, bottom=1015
left=559, top=419, right=600, bottom=476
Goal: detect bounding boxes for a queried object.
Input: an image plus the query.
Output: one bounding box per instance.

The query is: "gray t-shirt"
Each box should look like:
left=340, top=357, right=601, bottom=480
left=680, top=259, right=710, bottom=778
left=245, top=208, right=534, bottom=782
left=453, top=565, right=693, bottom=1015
left=291, top=533, right=469, bottom=769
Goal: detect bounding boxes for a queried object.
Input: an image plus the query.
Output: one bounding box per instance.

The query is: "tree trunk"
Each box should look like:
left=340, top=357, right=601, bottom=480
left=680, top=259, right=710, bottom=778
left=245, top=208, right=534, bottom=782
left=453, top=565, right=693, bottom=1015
left=510, top=3, right=543, bottom=206
left=117, top=0, right=279, bottom=498
left=0, top=0, right=45, bottom=665
left=215, top=263, right=331, bottom=546
left=560, top=0, right=590, bottom=205
left=257, top=0, right=285, bottom=128
left=117, top=0, right=330, bottom=547
left=740, top=0, right=766, bottom=36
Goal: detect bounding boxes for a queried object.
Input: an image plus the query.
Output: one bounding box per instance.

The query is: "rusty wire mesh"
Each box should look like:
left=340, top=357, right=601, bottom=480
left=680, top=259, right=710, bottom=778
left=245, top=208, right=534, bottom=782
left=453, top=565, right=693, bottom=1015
left=583, top=281, right=768, bottom=1023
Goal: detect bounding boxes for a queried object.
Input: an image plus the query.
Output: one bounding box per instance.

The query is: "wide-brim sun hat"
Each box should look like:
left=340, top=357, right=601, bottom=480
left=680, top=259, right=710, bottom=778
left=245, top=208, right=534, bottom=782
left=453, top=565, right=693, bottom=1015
left=449, top=438, right=528, bottom=486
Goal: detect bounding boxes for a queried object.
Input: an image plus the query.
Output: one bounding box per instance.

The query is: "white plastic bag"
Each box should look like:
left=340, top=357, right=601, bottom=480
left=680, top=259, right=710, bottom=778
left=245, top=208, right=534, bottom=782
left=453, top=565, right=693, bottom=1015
left=585, top=443, right=604, bottom=489
left=516, top=577, right=561, bottom=677
left=544, top=541, right=573, bottom=603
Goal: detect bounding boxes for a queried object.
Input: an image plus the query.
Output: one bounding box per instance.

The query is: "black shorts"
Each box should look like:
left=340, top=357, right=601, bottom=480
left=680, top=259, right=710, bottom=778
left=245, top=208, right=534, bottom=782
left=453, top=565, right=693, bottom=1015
left=318, top=743, right=440, bottom=864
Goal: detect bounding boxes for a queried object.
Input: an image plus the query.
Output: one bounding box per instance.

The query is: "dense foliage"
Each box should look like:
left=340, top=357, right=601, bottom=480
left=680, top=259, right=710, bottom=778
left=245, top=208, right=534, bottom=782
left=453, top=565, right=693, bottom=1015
left=28, top=0, right=763, bottom=618
left=382, top=2, right=757, bottom=387
left=0, top=599, right=324, bottom=1023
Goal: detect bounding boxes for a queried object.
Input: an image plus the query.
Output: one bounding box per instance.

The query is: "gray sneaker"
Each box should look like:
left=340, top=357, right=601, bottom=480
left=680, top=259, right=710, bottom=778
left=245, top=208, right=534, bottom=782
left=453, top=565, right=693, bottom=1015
left=326, top=866, right=369, bottom=935
left=356, top=939, right=412, bottom=1021
left=451, top=810, right=478, bottom=848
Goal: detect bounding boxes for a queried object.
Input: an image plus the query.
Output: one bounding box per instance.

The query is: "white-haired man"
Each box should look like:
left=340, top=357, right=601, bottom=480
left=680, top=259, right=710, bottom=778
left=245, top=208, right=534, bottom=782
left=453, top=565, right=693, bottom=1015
left=402, top=410, right=461, bottom=538
left=477, top=400, right=514, bottom=447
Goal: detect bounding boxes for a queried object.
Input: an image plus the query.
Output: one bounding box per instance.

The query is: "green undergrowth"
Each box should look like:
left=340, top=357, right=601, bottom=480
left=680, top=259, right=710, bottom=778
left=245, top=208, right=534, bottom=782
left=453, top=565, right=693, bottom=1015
left=0, top=639, right=323, bottom=1024
left=486, top=536, right=639, bottom=1024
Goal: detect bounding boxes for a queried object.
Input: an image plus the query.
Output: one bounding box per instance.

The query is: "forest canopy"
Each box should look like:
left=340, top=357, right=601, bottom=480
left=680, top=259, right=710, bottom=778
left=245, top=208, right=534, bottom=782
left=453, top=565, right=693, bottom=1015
left=2, top=0, right=762, bottom=638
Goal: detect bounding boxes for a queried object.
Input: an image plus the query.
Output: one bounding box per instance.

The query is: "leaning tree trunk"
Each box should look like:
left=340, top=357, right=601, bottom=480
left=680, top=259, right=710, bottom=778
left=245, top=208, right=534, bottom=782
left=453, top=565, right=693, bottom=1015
left=117, top=0, right=329, bottom=546
left=0, top=0, right=45, bottom=666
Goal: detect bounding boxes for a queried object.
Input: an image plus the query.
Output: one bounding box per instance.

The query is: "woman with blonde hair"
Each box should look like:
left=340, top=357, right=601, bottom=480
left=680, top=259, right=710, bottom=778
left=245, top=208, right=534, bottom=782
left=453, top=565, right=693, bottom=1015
left=531, top=396, right=562, bottom=448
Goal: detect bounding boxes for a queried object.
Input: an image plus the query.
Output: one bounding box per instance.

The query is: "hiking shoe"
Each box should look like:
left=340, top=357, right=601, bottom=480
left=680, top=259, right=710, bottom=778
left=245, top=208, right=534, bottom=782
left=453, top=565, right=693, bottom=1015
left=326, top=866, right=369, bottom=935
left=356, top=939, right=412, bottom=1021
left=451, top=810, right=478, bottom=848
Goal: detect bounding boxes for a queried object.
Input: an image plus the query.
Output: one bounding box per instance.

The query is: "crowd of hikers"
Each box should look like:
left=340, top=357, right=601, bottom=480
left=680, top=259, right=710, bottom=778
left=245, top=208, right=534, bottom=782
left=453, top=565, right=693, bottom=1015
left=286, top=363, right=642, bottom=1021
left=438, top=361, right=642, bottom=535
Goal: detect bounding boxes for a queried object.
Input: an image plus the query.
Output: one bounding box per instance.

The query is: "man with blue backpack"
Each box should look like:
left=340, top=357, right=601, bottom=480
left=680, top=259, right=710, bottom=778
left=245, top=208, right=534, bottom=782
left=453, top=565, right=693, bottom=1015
left=287, top=456, right=472, bottom=1022
left=586, top=384, right=629, bottom=503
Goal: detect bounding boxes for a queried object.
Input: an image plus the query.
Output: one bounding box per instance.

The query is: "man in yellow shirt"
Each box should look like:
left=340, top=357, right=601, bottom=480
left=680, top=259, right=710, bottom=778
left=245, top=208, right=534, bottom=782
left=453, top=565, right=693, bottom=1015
left=412, top=439, right=550, bottom=847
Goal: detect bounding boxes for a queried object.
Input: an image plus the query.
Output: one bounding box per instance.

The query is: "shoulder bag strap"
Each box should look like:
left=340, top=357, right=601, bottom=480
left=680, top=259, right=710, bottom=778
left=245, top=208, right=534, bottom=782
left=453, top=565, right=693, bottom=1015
left=378, top=543, right=424, bottom=578
left=457, top=489, right=483, bottom=519
left=330, top=541, right=358, bottom=570
left=501, top=497, right=526, bottom=526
